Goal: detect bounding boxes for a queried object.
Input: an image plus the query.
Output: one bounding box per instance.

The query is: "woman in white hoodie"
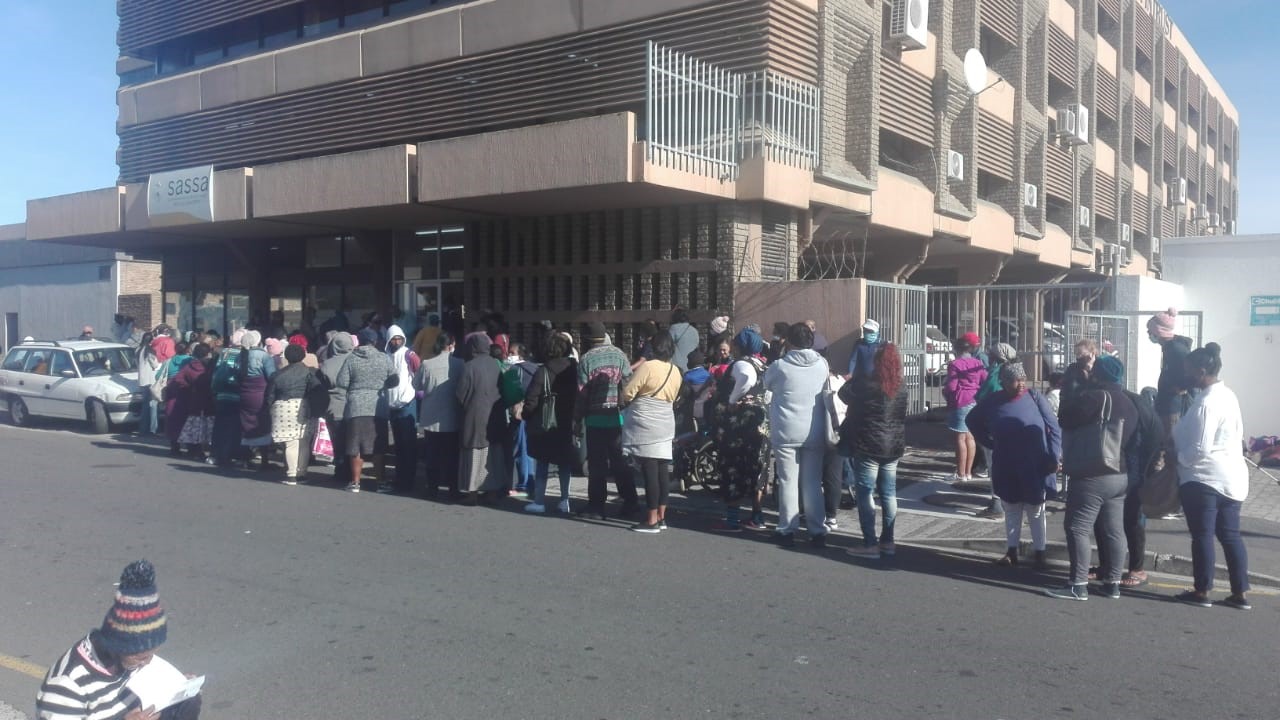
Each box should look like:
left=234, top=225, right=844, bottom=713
left=384, top=325, right=421, bottom=494
left=763, top=322, right=832, bottom=548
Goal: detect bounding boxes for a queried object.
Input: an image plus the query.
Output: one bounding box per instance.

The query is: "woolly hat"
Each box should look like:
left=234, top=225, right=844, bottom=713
left=1094, top=355, right=1125, bottom=385
left=1147, top=308, right=1178, bottom=340
left=240, top=330, right=262, bottom=350
left=710, top=316, right=730, bottom=336
left=99, top=560, right=167, bottom=656
left=686, top=349, right=707, bottom=368
left=586, top=321, right=608, bottom=341
left=998, top=361, right=1027, bottom=386
left=229, top=329, right=246, bottom=348
left=862, top=319, right=881, bottom=333
left=733, top=328, right=765, bottom=357
left=356, top=328, right=379, bottom=348
left=264, top=338, right=285, bottom=357
left=960, top=332, right=981, bottom=349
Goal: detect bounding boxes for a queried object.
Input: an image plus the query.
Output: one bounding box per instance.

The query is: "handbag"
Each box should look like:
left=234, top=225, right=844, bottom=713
left=1062, top=390, right=1124, bottom=477
left=527, top=367, right=558, bottom=435
left=312, top=417, right=334, bottom=459
left=822, top=378, right=843, bottom=448
left=149, top=359, right=170, bottom=402
left=1139, top=454, right=1181, bottom=517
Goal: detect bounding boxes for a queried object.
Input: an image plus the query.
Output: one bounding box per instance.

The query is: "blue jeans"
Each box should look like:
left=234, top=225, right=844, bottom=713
left=139, top=390, right=159, bottom=435
left=1179, top=481, right=1250, bottom=595
left=512, top=421, right=533, bottom=489
left=534, top=460, right=572, bottom=505
left=854, top=456, right=898, bottom=547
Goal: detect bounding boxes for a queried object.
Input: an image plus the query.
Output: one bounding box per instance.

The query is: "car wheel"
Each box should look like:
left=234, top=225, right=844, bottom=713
left=87, top=399, right=111, bottom=434
left=8, top=397, right=29, bottom=427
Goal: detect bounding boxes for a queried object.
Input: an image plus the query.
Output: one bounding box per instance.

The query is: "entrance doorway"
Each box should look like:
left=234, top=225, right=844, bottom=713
left=4, top=313, right=17, bottom=353
left=397, top=280, right=465, bottom=343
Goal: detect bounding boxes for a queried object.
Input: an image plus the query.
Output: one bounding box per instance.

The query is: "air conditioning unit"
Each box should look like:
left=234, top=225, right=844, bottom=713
left=1067, top=104, right=1090, bottom=145
left=946, top=150, right=964, bottom=182
left=1194, top=206, right=1209, bottom=222
left=1078, top=205, right=1092, bottom=229
left=1023, top=183, right=1039, bottom=210
left=1055, top=108, right=1077, bottom=139
left=1168, top=178, right=1188, bottom=206
left=1209, top=212, right=1221, bottom=228
left=1120, top=245, right=1132, bottom=267
left=1102, top=243, right=1121, bottom=265
left=889, top=0, right=929, bottom=51
left=1120, top=223, right=1132, bottom=246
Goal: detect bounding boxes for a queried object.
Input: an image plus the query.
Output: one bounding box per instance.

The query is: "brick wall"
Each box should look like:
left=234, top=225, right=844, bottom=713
left=117, top=260, right=162, bottom=329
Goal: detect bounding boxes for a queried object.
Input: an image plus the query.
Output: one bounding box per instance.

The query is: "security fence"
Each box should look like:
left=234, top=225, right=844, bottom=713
left=645, top=42, right=820, bottom=180
left=1067, top=310, right=1203, bottom=392
left=865, top=280, right=929, bottom=415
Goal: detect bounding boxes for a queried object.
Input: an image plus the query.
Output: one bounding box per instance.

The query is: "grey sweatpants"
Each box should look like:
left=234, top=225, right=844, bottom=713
left=1065, top=473, right=1128, bottom=584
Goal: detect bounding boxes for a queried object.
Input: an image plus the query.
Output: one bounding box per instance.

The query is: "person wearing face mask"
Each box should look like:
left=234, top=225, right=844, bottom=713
left=1147, top=309, right=1195, bottom=438
left=384, top=325, right=421, bottom=494
left=845, top=319, right=883, bottom=382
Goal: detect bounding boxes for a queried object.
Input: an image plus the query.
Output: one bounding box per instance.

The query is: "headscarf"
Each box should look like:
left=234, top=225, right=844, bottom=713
left=264, top=338, right=285, bottom=357
left=326, top=332, right=354, bottom=357
left=150, top=335, right=176, bottom=364
left=229, top=329, right=246, bottom=348
left=989, top=343, right=1018, bottom=364
left=733, top=327, right=764, bottom=357
left=240, top=330, right=262, bottom=350
left=1093, top=355, right=1125, bottom=385
left=466, top=333, right=492, bottom=358
left=998, top=361, right=1027, bottom=387
left=1147, top=308, right=1177, bottom=340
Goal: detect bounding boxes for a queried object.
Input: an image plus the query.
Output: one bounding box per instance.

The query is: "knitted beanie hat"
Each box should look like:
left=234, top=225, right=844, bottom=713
left=99, top=560, right=167, bottom=656
left=1094, top=355, right=1125, bottom=385
left=990, top=342, right=1018, bottom=363
left=710, top=316, right=730, bottom=336
left=1147, top=308, right=1178, bottom=340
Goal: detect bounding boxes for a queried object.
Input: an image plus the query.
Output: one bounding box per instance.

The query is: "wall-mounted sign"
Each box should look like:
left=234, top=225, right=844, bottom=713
left=1250, top=296, right=1280, bottom=326
left=1135, top=0, right=1175, bottom=39
left=147, top=165, right=215, bottom=225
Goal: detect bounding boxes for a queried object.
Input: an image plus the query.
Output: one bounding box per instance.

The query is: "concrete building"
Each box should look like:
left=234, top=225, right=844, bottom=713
left=0, top=223, right=161, bottom=353
left=1161, top=235, right=1280, bottom=436
left=19, top=0, right=1239, bottom=355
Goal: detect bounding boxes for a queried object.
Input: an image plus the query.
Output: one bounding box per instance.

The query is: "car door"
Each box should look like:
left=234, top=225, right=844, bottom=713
left=18, top=349, right=56, bottom=415
left=0, top=348, right=31, bottom=405
left=45, top=351, right=86, bottom=419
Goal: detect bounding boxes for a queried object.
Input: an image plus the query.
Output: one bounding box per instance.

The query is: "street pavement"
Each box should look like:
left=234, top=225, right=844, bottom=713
left=1, top=420, right=1278, bottom=719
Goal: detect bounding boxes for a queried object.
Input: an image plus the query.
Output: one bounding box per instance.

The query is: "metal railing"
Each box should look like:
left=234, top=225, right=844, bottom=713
left=741, top=71, right=822, bottom=170
left=865, top=280, right=930, bottom=415
left=645, top=42, right=820, bottom=180
left=646, top=42, right=741, bottom=180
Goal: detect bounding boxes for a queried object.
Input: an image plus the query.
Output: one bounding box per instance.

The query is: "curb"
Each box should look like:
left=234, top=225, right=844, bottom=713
left=902, top=537, right=1280, bottom=589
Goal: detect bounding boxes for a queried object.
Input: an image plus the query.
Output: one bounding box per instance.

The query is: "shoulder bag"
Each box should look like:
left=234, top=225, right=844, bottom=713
left=528, top=367, right=558, bottom=436
left=1062, top=390, right=1124, bottom=477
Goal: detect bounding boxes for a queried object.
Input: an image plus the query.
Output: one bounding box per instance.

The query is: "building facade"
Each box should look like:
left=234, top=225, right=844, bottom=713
left=0, top=223, right=161, bottom=352
left=23, top=0, right=1238, bottom=353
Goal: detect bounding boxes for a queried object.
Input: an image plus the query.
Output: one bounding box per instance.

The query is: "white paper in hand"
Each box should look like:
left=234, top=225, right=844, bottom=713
left=125, top=655, right=205, bottom=711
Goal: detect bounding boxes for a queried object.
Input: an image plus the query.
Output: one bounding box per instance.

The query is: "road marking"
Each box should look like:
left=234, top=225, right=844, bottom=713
left=0, top=652, right=45, bottom=679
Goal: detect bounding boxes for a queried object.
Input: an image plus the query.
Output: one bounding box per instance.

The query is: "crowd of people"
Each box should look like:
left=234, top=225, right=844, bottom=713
left=128, top=304, right=1252, bottom=608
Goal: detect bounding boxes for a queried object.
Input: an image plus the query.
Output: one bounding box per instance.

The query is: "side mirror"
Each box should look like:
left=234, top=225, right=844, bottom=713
left=60, top=369, right=76, bottom=378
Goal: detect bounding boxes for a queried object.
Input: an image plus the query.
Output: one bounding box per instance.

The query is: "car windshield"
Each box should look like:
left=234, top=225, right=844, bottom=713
left=74, top=347, right=137, bottom=376
left=926, top=327, right=949, bottom=342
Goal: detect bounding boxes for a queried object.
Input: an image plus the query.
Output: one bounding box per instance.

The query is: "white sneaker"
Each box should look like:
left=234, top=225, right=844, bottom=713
left=557, top=499, right=572, bottom=513
left=524, top=503, right=547, bottom=514
left=824, top=519, right=839, bottom=531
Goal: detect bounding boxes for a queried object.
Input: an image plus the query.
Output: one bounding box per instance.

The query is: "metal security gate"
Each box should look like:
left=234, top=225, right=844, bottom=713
left=865, top=280, right=928, bottom=414
left=927, top=283, right=1110, bottom=388
left=1067, top=310, right=1203, bottom=392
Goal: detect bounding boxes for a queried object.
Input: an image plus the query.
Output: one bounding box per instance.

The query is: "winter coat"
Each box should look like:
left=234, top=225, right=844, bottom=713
left=524, top=357, right=579, bottom=467
left=763, top=348, right=831, bottom=448
left=668, top=322, right=700, bottom=373
left=414, top=351, right=464, bottom=433
left=211, top=349, right=241, bottom=404
left=838, top=376, right=908, bottom=462
left=168, top=358, right=215, bottom=417
left=456, top=334, right=505, bottom=449
left=845, top=339, right=881, bottom=380
left=267, top=361, right=330, bottom=418
left=1155, top=335, right=1193, bottom=415
left=944, top=355, right=987, bottom=409
left=137, top=349, right=160, bottom=387
left=320, top=333, right=354, bottom=420
left=967, top=389, right=1062, bottom=505
left=385, top=325, right=419, bottom=410
left=335, top=345, right=396, bottom=420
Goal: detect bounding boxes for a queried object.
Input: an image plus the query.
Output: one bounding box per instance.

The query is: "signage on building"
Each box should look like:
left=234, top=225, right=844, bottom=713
left=1250, top=296, right=1280, bottom=326
left=147, top=165, right=215, bottom=225
left=1136, top=0, right=1175, bottom=39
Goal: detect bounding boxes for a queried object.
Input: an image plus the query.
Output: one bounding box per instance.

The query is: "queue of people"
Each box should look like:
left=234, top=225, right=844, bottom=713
left=130, top=307, right=1252, bottom=608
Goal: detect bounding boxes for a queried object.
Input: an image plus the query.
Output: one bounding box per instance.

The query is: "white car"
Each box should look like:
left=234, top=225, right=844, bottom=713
left=0, top=340, right=145, bottom=433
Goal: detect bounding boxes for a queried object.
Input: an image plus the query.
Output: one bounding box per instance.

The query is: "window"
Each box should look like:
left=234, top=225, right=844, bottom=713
left=225, top=19, right=261, bottom=60
left=977, top=171, right=1009, bottom=204
left=157, top=41, right=190, bottom=74
left=190, top=30, right=225, bottom=67
left=50, top=352, right=75, bottom=377
left=306, top=237, right=343, bottom=268
left=24, top=350, right=52, bottom=375
left=263, top=6, right=301, bottom=49
left=303, top=0, right=342, bottom=37
left=99, top=265, right=112, bottom=281
left=343, top=0, right=387, bottom=28
left=2, top=350, right=29, bottom=372
left=75, top=348, right=137, bottom=374
left=389, top=0, right=433, bottom=17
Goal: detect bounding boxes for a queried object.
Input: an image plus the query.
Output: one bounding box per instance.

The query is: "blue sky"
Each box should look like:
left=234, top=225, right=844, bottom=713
left=0, top=0, right=1277, bottom=234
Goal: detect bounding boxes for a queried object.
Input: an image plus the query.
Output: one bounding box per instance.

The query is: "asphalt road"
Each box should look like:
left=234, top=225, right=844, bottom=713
left=1, top=421, right=1278, bottom=719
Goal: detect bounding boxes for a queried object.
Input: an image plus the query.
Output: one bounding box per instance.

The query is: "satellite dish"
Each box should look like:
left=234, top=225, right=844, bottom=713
left=963, top=48, right=989, bottom=95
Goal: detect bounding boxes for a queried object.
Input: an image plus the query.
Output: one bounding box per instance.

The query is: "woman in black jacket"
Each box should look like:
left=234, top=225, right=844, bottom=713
left=522, top=333, right=579, bottom=514
left=839, top=343, right=909, bottom=558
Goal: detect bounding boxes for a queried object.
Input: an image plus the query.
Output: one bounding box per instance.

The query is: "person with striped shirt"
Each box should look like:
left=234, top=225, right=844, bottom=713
left=37, top=561, right=201, bottom=720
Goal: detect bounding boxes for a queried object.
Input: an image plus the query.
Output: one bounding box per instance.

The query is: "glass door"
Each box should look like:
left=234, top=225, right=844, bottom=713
left=397, top=281, right=442, bottom=335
